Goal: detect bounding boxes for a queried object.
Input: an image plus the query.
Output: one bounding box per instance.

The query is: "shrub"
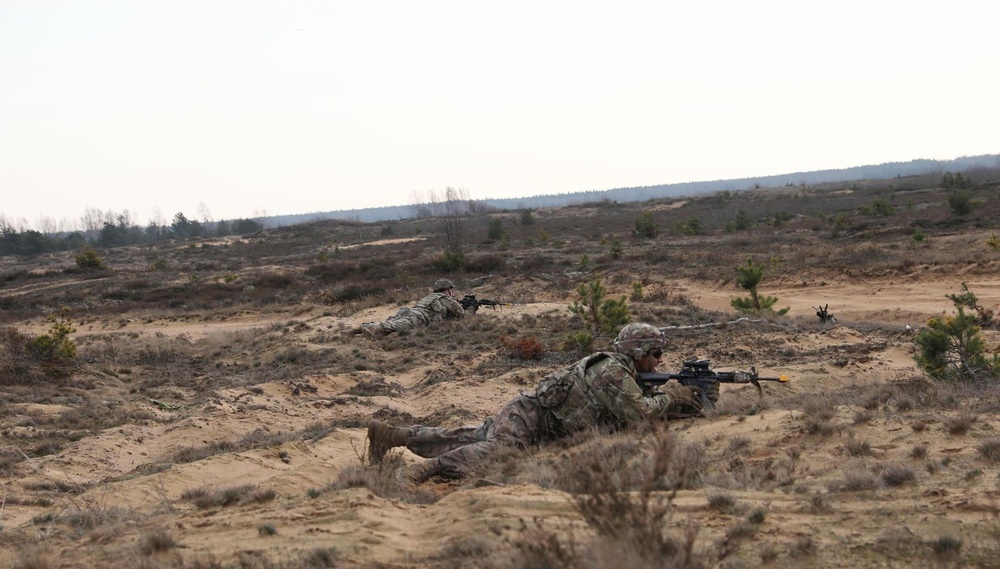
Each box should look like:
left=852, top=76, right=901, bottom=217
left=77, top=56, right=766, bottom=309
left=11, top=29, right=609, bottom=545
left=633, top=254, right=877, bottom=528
left=670, top=217, right=702, bottom=236
left=568, top=275, right=630, bottom=348
left=75, top=246, right=107, bottom=270
left=432, top=250, right=466, bottom=272
left=138, top=529, right=177, bottom=555
left=487, top=218, right=508, bottom=242
left=609, top=238, right=624, bottom=259
left=946, top=281, right=994, bottom=326
left=725, top=210, right=753, bottom=232
left=28, top=309, right=78, bottom=363
left=632, top=211, right=658, bottom=239
left=976, top=438, right=1000, bottom=462
left=942, top=171, right=973, bottom=190
left=730, top=258, right=789, bottom=315
left=914, top=287, right=1000, bottom=381
left=947, top=189, right=976, bottom=216
left=630, top=281, right=643, bottom=301
left=987, top=233, right=1000, bottom=251
left=500, top=335, right=545, bottom=360
left=858, top=198, right=894, bottom=216
left=511, top=428, right=702, bottom=568
left=567, top=330, right=595, bottom=353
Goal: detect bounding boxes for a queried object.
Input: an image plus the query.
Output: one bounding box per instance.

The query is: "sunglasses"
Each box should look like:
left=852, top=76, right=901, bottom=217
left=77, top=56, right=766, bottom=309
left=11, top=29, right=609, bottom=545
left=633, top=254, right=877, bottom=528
left=650, top=350, right=663, bottom=359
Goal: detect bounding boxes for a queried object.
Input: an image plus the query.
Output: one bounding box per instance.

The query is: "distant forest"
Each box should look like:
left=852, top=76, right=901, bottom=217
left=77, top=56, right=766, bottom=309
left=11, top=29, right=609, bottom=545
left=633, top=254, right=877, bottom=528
left=270, top=154, right=1000, bottom=226
left=1, top=154, right=997, bottom=257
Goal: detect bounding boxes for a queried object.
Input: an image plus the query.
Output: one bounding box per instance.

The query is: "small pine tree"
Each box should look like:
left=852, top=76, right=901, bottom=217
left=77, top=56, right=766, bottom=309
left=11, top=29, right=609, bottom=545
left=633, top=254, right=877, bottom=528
left=609, top=238, right=623, bottom=259
left=568, top=275, right=630, bottom=352
left=630, top=281, right=644, bottom=301
left=946, top=282, right=994, bottom=327
left=75, top=246, right=107, bottom=270
left=633, top=211, right=658, bottom=239
left=915, top=306, right=999, bottom=381
left=726, top=210, right=753, bottom=232
left=487, top=218, right=508, bottom=242
left=29, top=308, right=78, bottom=363
left=948, top=190, right=976, bottom=216
left=730, top=258, right=789, bottom=315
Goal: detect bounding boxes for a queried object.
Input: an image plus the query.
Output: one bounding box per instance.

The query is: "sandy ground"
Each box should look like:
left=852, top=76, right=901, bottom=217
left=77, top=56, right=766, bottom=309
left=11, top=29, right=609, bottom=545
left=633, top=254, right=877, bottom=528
left=3, top=272, right=1000, bottom=568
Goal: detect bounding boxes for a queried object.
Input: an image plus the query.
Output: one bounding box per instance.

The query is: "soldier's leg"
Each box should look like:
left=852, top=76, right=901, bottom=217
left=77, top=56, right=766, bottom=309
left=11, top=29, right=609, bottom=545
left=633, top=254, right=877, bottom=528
left=381, top=313, right=419, bottom=334
left=433, top=394, right=542, bottom=478
left=406, top=417, right=494, bottom=458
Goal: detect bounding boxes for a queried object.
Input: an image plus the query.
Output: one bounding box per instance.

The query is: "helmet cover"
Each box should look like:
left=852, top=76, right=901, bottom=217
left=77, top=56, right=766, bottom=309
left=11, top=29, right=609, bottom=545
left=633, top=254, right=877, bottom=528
left=613, top=323, right=665, bottom=358
left=432, top=278, right=456, bottom=292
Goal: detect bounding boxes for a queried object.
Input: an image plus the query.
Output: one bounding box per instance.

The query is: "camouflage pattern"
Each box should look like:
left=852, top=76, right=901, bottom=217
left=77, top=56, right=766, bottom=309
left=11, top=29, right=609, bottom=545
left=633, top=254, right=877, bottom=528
left=613, top=322, right=665, bottom=358
left=432, top=278, right=456, bottom=292
left=400, top=351, right=673, bottom=478
left=379, top=291, right=465, bottom=333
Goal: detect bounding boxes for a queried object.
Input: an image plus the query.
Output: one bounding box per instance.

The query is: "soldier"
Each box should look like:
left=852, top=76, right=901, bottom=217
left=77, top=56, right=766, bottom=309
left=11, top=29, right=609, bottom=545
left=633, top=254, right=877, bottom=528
left=350, top=278, right=466, bottom=337
left=367, top=322, right=701, bottom=484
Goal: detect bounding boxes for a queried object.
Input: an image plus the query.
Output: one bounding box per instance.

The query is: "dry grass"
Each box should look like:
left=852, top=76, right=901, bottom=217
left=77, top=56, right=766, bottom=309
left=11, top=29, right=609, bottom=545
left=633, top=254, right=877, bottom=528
left=505, top=426, right=706, bottom=569
left=180, top=484, right=277, bottom=509
left=2, top=173, right=1000, bottom=567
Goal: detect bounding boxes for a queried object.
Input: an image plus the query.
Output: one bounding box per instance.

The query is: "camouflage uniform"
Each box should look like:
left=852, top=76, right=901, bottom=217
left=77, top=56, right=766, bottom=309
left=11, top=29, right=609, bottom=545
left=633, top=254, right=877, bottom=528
left=363, top=279, right=465, bottom=336
left=378, top=291, right=465, bottom=333
left=402, top=350, right=672, bottom=478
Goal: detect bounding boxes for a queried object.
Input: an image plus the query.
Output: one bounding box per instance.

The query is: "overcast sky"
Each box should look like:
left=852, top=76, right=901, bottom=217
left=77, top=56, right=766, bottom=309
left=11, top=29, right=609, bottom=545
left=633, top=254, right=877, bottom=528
left=2, top=1, right=997, bottom=230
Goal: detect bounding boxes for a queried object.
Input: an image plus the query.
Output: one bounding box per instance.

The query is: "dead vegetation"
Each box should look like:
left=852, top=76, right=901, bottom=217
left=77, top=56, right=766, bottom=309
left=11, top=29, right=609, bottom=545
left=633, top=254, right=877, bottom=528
left=1, top=173, right=1000, bottom=567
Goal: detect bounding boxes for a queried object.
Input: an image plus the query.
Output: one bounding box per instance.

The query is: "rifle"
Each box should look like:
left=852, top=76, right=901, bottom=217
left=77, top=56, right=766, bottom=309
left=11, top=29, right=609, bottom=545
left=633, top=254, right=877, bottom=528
left=460, top=294, right=509, bottom=314
left=636, top=358, right=789, bottom=410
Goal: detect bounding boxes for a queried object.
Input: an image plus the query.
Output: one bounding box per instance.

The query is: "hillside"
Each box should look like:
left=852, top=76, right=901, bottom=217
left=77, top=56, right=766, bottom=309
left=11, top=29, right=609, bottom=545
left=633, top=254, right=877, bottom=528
left=2, top=174, right=1000, bottom=568
left=267, top=154, right=1000, bottom=225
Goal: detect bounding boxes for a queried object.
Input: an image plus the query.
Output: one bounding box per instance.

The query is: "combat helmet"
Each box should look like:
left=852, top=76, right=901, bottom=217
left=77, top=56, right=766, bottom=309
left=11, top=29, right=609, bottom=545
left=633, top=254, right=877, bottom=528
left=432, top=278, right=456, bottom=292
left=613, top=323, right=665, bottom=358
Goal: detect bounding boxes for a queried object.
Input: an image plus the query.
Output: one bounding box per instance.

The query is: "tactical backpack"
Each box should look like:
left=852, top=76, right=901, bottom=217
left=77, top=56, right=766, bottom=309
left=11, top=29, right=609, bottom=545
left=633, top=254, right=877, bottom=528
left=534, top=353, right=611, bottom=409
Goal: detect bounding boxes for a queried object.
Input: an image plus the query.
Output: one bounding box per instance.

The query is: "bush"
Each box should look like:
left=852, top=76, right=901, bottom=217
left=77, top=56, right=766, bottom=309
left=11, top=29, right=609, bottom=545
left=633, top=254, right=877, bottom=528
left=914, top=306, right=999, bottom=381
left=946, top=281, right=994, bottom=326
left=28, top=309, right=78, bottom=363
left=914, top=285, right=1000, bottom=380
left=632, top=211, right=658, bottom=239
left=609, top=238, right=623, bottom=259
left=500, top=335, right=545, bottom=360
left=568, top=275, right=630, bottom=347
left=487, top=218, right=508, bottom=242
left=432, top=250, right=466, bottom=272
left=730, top=258, right=789, bottom=315
left=670, top=217, right=702, bottom=236
left=858, top=199, right=894, bottom=216
left=725, top=210, right=753, bottom=232
left=75, top=246, right=107, bottom=270
left=947, top=189, right=976, bottom=216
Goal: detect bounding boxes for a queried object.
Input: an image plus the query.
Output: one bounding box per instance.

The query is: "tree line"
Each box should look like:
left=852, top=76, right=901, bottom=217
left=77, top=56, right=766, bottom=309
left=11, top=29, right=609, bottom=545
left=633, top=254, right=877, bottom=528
left=0, top=209, right=264, bottom=256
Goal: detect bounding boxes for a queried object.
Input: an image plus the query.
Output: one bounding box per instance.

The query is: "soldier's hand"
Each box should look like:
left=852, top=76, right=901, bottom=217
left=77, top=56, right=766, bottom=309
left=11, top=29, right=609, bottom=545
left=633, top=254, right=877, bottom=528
left=658, top=384, right=701, bottom=407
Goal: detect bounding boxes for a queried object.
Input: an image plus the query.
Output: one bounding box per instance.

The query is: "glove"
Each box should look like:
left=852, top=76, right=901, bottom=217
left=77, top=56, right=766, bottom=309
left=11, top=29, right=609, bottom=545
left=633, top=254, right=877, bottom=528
left=657, top=385, right=701, bottom=407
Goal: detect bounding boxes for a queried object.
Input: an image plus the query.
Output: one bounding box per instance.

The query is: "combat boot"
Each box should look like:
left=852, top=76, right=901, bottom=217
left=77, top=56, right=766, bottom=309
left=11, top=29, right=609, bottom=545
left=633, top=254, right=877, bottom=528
left=401, top=458, right=442, bottom=486
left=367, top=420, right=409, bottom=464
left=362, top=323, right=386, bottom=338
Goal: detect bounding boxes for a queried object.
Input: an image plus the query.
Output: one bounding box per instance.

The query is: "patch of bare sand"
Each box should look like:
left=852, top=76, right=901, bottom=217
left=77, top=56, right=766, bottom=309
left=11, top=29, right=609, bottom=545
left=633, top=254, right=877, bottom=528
left=676, top=276, right=1000, bottom=326
left=8, top=273, right=1000, bottom=566
left=339, top=237, right=426, bottom=250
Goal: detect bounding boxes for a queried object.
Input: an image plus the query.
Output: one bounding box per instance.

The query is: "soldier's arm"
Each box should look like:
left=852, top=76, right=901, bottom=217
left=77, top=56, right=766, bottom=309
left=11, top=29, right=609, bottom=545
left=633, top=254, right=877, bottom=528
left=442, top=296, right=466, bottom=319
left=589, top=359, right=671, bottom=423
